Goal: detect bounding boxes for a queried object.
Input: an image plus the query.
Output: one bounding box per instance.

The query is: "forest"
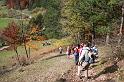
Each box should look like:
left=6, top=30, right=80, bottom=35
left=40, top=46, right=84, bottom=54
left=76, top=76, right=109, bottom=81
left=0, top=0, right=124, bottom=82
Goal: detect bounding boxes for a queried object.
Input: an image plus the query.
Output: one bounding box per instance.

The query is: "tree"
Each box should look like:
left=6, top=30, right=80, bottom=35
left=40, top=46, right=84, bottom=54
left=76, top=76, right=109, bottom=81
left=29, top=13, right=44, bottom=37
left=2, top=22, right=21, bottom=64
left=28, top=0, right=35, bottom=10
left=60, top=0, right=91, bottom=43
left=15, top=0, right=20, bottom=9
left=118, top=5, right=124, bottom=45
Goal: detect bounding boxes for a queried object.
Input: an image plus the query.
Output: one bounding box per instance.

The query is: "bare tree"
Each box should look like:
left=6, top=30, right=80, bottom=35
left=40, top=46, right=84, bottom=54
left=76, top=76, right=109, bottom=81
left=15, top=0, right=20, bottom=9
left=14, top=45, right=21, bottom=65
left=20, top=8, right=29, bottom=59
left=28, top=0, right=34, bottom=9
left=106, top=33, right=110, bottom=45
left=118, top=5, right=124, bottom=46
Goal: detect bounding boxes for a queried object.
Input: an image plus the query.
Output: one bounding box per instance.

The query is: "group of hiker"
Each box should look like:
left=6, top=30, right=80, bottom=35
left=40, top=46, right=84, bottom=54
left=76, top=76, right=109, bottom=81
left=59, top=42, right=98, bottom=78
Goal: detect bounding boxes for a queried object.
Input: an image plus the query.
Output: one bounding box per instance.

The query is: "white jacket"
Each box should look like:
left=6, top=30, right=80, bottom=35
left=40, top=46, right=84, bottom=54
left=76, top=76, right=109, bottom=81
left=79, top=47, right=90, bottom=62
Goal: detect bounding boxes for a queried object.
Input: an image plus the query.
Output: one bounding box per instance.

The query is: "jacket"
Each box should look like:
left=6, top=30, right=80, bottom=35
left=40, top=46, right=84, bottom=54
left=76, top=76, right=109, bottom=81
left=79, top=47, right=93, bottom=63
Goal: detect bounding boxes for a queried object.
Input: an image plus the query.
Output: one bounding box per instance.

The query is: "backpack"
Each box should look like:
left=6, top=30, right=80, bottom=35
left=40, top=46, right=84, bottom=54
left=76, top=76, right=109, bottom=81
left=80, top=49, right=95, bottom=64
left=74, top=47, right=80, bottom=54
left=89, top=54, right=95, bottom=63
left=79, top=49, right=89, bottom=63
left=92, top=47, right=98, bottom=55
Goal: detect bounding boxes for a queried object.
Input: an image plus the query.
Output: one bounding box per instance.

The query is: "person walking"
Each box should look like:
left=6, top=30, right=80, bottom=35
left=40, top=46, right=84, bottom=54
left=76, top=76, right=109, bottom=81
left=66, top=46, right=71, bottom=58
left=77, top=42, right=93, bottom=79
left=73, top=44, right=80, bottom=65
left=79, top=43, right=84, bottom=56
left=91, top=45, right=98, bottom=57
left=59, top=46, right=63, bottom=54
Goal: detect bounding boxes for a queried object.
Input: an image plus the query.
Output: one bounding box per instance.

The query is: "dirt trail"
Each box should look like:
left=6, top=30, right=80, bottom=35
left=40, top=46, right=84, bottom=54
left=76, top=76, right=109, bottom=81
left=0, top=46, right=124, bottom=82
left=59, top=46, right=124, bottom=82
left=0, top=52, right=74, bottom=82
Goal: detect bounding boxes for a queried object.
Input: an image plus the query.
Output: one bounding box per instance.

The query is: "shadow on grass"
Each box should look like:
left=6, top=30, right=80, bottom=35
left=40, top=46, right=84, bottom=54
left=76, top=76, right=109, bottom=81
left=43, top=54, right=66, bottom=60
left=100, top=60, right=107, bottom=65
left=94, top=62, right=119, bottom=79
left=91, top=65, right=98, bottom=68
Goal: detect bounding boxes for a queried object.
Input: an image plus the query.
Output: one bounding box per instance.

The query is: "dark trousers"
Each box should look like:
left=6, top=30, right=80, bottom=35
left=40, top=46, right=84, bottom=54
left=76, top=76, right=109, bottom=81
left=74, top=53, right=79, bottom=65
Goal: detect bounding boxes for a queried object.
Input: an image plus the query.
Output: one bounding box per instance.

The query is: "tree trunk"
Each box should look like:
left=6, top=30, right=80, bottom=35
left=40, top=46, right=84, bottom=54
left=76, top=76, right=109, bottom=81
left=20, top=9, right=29, bottom=59
left=77, top=32, right=80, bottom=44
left=106, top=33, right=110, bottom=45
left=118, top=6, right=124, bottom=46
left=118, top=34, right=122, bottom=46
left=91, top=34, right=94, bottom=46
left=24, top=41, right=29, bottom=58
left=28, top=0, right=34, bottom=9
left=29, top=47, right=31, bottom=58
left=15, top=0, right=20, bottom=9
left=14, top=46, right=20, bottom=65
left=92, top=22, right=96, bottom=39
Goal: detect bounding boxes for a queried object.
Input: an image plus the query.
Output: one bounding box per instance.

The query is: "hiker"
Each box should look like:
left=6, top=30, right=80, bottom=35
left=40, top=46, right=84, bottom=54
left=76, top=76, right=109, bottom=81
left=79, top=43, right=84, bottom=56
left=59, top=46, right=63, bottom=54
left=88, top=42, right=92, bottom=48
left=73, top=44, right=80, bottom=65
left=77, top=42, right=93, bottom=78
left=91, top=45, right=98, bottom=58
left=71, top=44, right=75, bottom=54
left=66, top=46, right=71, bottom=58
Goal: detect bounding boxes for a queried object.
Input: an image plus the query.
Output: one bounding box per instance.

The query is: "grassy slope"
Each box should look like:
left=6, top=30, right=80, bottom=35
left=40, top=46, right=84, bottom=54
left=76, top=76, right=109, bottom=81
left=0, top=3, right=9, bottom=29
left=1, top=45, right=123, bottom=82
left=0, top=6, right=31, bottom=29
left=0, top=18, right=10, bottom=29
left=0, top=41, right=43, bottom=67
left=0, top=38, right=73, bottom=67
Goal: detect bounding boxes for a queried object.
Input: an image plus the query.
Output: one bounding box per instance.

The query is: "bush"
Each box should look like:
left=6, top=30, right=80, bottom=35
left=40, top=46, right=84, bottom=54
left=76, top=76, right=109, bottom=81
left=2, top=22, right=20, bottom=43
left=53, top=37, right=74, bottom=47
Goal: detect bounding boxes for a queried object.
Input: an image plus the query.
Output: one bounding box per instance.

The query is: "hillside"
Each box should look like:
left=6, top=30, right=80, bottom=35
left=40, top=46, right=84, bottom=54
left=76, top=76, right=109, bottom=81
left=0, top=45, right=124, bottom=82
left=0, top=0, right=124, bottom=82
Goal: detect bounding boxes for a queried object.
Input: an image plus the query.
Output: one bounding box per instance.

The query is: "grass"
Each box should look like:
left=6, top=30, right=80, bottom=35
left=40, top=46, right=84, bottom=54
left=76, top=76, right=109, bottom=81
left=0, top=18, right=14, bottom=30
left=0, top=6, right=8, bottom=14
left=0, top=41, right=44, bottom=67
left=0, top=18, right=26, bottom=29
left=0, top=38, right=73, bottom=67
left=0, top=46, right=27, bottom=67
left=0, top=18, right=10, bottom=29
left=0, top=50, right=15, bottom=67
left=0, top=6, right=30, bottom=29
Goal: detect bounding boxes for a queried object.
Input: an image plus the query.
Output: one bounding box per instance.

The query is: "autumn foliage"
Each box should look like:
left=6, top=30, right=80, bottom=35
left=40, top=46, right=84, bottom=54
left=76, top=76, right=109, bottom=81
left=2, top=22, right=19, bottom=44
left=6, top=0, right=29, bottom=9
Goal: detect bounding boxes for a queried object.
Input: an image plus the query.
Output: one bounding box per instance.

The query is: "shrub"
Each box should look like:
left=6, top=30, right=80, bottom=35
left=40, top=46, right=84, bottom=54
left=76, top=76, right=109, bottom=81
left=2, top=22, right=20, bottom=44
left=53, top=37, right=74, bottom=47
